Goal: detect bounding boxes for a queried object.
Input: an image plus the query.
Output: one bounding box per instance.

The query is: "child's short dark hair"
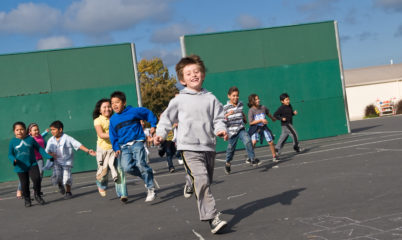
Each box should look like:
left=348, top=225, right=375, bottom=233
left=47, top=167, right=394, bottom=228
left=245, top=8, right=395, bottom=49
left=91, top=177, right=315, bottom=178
left=247, top=93, right=258, bottom=108
left=110, top=91, right=126, bottom=103
left=13, top=121, right=26, bottom=131
left=175, top=55, right=206, bottom=83
left=50, top=120, right=63, bottom=130
left=228, top=86, right=239, bottom=95
left=93, top=98, right=111, bottom=120
left=280, top=93, right=290, bottom=101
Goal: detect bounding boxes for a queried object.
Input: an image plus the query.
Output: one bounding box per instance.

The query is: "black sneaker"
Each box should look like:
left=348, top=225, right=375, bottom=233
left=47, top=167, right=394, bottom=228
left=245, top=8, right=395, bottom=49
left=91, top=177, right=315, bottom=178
left=251, top=158, right=261, bottom=166
left=183, top=185, right=193, bottom=199
left=245, top=158, right=252, bottom=165
left=24, top=197, right=32, bottom=207
left=169, top=166, right=175, bottom=173
left=34, top=194, right=45, bottom=205
left=294, top=146, right=303, bottom=153
left=209, top=213, right=227, bottom=234
left=224, top=163, right=231, bottom=175
left=58, top=184, right=65, bottom=195
left=64, top=192, right=72, bottom=200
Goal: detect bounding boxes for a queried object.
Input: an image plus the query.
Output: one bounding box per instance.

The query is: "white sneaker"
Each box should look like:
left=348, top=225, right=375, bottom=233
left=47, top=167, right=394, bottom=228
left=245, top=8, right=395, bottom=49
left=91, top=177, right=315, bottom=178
left=178, top=159, right=184, bottom=165
left=145, top=188, right=156, bottom=202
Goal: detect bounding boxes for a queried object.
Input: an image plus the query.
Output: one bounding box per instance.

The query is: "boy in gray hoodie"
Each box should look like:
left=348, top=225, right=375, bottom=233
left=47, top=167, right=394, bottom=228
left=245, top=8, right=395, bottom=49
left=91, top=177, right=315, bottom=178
left=154, top=55, right=228, bottom=234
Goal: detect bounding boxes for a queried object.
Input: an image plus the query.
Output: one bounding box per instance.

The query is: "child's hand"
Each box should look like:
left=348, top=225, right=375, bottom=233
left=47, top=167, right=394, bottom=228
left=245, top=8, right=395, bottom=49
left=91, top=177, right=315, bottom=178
left=282, top=117, right=286, bottom=121
left=217, top=130, right=228, bottom=141
left=149, top=127, right=156, bottom=137
left=115, top=150, right=121, bottom=158
left=154, top=136, right=164, bottom=146
left=261, top=119, right=268, bottom=125
left=88, top=149, right=96, bottom=157
left=294, top=110, right=298, bottom=115
left=48, top=152, right=57, bottom=158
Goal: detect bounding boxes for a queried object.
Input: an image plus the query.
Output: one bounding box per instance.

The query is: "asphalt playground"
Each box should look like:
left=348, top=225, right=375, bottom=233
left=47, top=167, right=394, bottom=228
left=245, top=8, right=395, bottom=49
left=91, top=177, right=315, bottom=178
left=1, top=115, right=402, bottom=240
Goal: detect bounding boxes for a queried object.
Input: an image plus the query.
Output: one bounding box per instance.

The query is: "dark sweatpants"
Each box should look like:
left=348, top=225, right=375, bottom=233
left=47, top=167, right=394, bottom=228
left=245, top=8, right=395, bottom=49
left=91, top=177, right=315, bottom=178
left=17, top=165, right=41, bottom=198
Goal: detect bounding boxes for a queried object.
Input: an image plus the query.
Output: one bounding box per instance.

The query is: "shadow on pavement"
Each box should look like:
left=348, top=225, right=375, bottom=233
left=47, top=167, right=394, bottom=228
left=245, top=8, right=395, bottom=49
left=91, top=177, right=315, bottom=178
left=221, top=188, right=306, bottom=234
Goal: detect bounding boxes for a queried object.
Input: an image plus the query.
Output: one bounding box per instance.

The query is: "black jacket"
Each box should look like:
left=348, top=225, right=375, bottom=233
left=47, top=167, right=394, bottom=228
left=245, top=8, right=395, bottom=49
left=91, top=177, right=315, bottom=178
left=274, top=104, right=294, bottom=126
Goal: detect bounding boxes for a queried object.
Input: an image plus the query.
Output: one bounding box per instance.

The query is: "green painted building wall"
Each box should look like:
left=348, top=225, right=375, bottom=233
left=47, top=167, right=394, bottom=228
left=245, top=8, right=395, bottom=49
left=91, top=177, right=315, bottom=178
left=181, top=21, right=350, bottom=152
left=0, top=43, right=139, bottom=182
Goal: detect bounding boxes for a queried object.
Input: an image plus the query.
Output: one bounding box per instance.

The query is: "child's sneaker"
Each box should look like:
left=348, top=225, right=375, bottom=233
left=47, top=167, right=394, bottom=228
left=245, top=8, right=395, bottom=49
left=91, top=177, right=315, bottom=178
left=34, top=193, right=45, bottom=205
left=58, top=184, right=65, bottom=195
left=275, top=148, right=280, bottom=156
left=16, top=190, right=22, bottom=199
left=272, top=156, right=279, bottom=163
left=209, top=212, right=227, bottom=234
left=64, top=192, right=72, bottom=200
left=245, top=158, right=252, bottom=165
left=295, top=147, right=304, bottom=153
left=169, top=166, right=175, bottom=173
left=183, top=185, right=193, bottom=199
left=224, top=163, right=231, bottom=175
left=145, top=188, right=156, bottom=202
left=178, top=159, right=184, bottom=165
left=251, top=158, right=261, bottom=166
left=24, top=197, right=32, bottom=207
left=120, top=196, right=128, bottom=204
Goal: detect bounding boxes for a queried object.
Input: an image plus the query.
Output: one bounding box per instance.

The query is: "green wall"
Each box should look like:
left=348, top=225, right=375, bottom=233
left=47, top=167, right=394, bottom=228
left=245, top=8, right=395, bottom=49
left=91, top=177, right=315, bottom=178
left=182, top=21, right=349, bottom=152
left=0, top=43, right=139, bottom=182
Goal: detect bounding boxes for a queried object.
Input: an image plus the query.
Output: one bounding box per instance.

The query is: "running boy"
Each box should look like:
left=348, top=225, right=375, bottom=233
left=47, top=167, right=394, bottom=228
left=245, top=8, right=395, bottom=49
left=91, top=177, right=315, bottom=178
left=46, top=120, right=96, bottom=199
left=223, top=86, right=256, bottom=174
left=154, top=55, right=228, bottom=234
left=109, top=91, right=158, bottom=202
left=274, top=93, right=302, bottom=154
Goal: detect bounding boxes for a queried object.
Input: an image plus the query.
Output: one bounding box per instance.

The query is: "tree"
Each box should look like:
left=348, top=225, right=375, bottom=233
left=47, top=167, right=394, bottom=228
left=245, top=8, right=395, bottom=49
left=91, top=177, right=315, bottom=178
left=138, top=57, right=178, bottom=118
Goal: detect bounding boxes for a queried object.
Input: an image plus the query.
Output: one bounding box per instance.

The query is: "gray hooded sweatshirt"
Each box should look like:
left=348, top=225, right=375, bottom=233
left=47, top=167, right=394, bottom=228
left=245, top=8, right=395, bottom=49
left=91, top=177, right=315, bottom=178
left=156, top=88, right=227, bottom=152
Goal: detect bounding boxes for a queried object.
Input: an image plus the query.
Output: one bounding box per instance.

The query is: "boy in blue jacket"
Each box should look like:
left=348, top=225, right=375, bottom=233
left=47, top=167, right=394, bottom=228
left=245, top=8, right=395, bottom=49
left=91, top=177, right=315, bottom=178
left=109, top=91, right=158, bottom=202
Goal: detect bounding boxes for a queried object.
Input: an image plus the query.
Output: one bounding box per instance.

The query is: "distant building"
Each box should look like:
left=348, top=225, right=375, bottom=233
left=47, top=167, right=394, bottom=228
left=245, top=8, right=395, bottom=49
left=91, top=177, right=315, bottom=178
left=344, top=63, right=402, bottom=120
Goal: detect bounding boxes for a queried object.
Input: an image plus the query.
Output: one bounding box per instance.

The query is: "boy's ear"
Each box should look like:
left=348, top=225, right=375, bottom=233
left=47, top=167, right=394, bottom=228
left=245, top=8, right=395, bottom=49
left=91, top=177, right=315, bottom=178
left=179, top=79, right=186, bottom=86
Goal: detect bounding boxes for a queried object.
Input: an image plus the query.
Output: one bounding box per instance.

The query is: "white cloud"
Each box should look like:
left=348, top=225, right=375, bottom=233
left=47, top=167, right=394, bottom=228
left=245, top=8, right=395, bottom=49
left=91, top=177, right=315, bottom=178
left=374, top=0, right=402, bottom=12
left=236, top=14, right=262, bottom=29
left=140, top=48, right=181, bottom=68
left=297, top=0, right=340, bottom=19
left=150, top=23, right=195, bottom=44
left=64, top=0, right=172, bottom=35
left=37, top=36, right=73, bottom=50
left=0, top=3, right=61, bottom=34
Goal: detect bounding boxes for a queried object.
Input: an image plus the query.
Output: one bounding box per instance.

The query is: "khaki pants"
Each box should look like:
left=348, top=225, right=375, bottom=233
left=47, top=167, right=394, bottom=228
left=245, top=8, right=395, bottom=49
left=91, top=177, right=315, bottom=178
left=96, top=147, right=118, bottom=181
left=183, top=151, right=217, bottom=221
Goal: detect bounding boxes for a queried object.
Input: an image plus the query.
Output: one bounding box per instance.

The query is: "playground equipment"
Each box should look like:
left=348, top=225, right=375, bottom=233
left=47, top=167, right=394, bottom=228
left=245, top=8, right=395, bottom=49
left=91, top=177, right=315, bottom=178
left=376, top=98, right=396, bottom=116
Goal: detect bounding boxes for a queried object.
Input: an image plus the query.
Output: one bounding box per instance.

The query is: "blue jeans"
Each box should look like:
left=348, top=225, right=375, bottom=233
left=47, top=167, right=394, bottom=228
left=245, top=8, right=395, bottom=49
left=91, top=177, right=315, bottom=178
left=96, top=157, right=127, bottom=198
left=226, top=129, right=255, bottom=163
left=120, top=141, right=155, bottom=189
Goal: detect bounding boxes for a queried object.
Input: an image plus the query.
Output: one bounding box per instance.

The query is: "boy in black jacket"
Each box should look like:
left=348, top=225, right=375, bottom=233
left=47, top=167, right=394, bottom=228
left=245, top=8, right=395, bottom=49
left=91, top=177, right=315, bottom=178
left=274, top=93, right=302, bottom=155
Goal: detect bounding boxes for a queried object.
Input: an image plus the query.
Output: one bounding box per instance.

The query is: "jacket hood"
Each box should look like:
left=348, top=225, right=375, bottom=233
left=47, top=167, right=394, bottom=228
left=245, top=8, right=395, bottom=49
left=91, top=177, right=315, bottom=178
left=180, top=87, right=209, bottom=95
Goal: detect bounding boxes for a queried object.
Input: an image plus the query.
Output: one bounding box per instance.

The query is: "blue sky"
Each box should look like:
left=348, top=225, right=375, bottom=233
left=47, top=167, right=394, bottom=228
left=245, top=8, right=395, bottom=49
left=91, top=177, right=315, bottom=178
left=0, top=0, right=401, bottom=73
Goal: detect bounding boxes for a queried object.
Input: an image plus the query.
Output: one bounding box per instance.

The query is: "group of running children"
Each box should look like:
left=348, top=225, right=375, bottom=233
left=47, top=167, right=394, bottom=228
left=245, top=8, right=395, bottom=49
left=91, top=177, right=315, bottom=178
left=8, top=55, right=302, bottom=234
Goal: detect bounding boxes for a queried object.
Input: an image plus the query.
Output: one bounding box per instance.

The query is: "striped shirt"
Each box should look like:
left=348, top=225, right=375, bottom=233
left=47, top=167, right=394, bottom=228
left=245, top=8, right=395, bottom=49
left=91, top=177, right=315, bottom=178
left=224, top=101, right=246, bottom=137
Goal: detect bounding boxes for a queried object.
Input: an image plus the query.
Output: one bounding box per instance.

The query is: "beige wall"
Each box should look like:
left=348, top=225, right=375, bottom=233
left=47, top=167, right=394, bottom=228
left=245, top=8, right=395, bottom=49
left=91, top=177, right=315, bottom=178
left=346, top=81, right=402, bottom=120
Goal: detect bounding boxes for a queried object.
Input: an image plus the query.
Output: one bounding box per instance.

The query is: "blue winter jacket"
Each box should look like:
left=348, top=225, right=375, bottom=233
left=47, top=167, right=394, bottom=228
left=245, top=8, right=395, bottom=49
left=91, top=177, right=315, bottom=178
left=109, top=106, right=157, bottom=151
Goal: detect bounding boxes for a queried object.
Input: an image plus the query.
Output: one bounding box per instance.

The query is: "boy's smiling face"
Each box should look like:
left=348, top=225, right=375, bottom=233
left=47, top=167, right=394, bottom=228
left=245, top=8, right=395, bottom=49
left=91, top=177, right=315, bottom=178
left=180, top=64, right=204, bottom=92
left=111, top=97, right=126, bottom=114
left=281, top=97, right=290, bottom=105
left=50, top=127, right=63, bottom=138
